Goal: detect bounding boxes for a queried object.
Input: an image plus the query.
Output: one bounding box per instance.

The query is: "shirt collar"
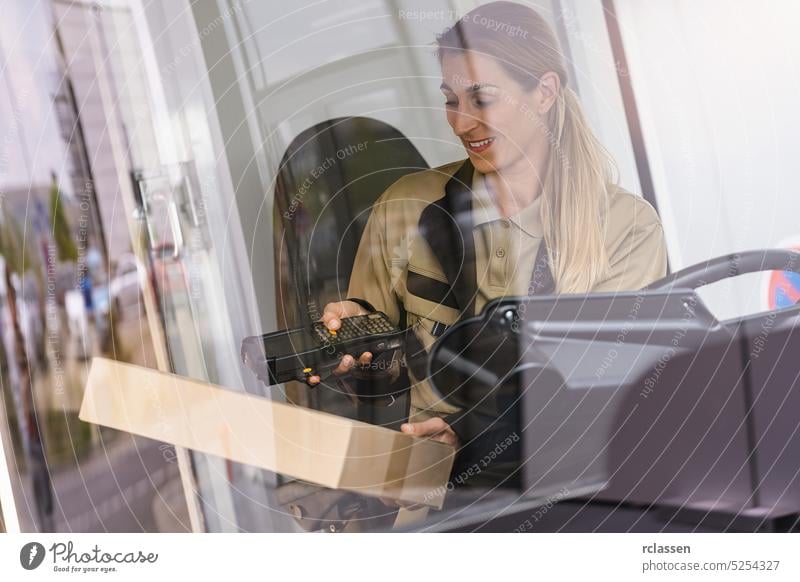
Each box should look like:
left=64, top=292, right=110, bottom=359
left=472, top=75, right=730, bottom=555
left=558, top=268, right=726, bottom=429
left=471, top=168, right=544, bottom=238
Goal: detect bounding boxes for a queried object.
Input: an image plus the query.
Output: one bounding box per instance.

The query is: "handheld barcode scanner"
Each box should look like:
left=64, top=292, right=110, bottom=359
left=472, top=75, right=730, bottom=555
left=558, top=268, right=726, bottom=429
left=240, top=311, right=410, bottom=533
left=241, top=312, right=405, bottom=386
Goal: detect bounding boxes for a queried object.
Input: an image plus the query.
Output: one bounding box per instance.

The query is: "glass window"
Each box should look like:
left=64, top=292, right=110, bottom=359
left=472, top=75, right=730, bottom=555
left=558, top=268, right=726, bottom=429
left=0, top=0, right=188, bottom=532
left=12, top=0, right=797, bottom=534
left=615, top=0, right=800, bottom=320
left=237, top=0, right=657, bottom=531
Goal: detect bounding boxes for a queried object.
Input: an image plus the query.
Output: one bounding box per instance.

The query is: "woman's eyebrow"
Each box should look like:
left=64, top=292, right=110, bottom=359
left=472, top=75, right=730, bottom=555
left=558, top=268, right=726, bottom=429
left=466, top=83, right=498, bottom=92
left=439, top=82, right=498, bottom=92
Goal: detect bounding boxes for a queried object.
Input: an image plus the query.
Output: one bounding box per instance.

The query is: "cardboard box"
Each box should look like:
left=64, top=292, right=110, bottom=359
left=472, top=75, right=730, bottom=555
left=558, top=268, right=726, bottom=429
left=79, top=358, right=455, bottom=508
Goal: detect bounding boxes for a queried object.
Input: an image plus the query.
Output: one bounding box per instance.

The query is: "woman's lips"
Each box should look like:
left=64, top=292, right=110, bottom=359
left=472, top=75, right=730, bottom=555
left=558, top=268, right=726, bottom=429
left=466, top=136, right=495, bottom=154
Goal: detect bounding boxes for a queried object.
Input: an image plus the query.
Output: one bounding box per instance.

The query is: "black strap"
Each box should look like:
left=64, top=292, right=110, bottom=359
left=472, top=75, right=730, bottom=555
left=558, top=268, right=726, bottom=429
left=403, top=239, right=555, bottom=387
left=431, top=321, right=450, bottom=337
left=346, top=297, right=377, bottom=313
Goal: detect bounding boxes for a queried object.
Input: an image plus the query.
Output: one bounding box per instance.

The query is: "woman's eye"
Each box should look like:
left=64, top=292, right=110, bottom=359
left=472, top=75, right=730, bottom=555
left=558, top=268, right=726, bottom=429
left=474, top=96, right=494, bottom=108
left=444, top=100, right=457, bottom=107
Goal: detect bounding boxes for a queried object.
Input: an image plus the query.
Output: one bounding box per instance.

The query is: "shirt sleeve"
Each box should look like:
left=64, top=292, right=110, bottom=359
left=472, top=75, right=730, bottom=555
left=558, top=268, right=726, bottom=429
left=346, top=195, right=402, bottom=326
left=592, top=197, right=669, bottom=293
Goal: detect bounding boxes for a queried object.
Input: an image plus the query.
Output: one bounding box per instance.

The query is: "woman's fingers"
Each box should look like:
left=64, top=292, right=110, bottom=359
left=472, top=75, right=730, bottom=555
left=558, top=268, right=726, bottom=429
left=321, top=301, right=350, bottom=330
left=321, top=307, right=344, bottom=331
left=333, top=354, right=355, bottom=376
left=320, top=300, right=368, bottom=331
left=306, top=301, right=372, bottom=386
left=401, top=417, right=447, bottom=436
left=401, top=417, right=459, bottom=447
left=306, top=351, right=372, bottom=386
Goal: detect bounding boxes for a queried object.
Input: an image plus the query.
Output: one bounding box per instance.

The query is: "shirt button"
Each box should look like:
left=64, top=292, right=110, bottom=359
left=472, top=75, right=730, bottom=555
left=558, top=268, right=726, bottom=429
left=496, top=248, right=506, bottom=258
left=500, top=219, right=510, bottom=229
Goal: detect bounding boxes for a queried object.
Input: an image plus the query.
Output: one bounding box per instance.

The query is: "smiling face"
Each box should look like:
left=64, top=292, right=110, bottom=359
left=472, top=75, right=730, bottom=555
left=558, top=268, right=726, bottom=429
left=440, top=51, right=558, bottom=176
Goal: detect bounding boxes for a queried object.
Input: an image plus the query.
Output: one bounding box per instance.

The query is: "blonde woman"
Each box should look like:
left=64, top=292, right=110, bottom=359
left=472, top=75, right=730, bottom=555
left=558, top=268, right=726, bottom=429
left=309, top=1, right=667, bottom=450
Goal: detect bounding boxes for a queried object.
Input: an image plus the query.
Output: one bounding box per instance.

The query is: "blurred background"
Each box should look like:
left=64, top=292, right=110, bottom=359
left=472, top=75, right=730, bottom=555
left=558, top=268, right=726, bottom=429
left=0, top=0, right=799, bottom=532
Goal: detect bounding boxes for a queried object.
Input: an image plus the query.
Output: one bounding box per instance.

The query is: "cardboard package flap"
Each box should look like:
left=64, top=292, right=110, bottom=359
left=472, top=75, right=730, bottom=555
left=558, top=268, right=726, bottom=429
left=79, top=358, right=455, bottom=508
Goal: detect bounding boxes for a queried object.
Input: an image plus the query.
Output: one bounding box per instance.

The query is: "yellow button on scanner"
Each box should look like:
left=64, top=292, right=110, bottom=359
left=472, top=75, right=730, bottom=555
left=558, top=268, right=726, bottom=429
left=329, top=329, right=337, bottom=336
left=303, top=367, right=312, bottom=375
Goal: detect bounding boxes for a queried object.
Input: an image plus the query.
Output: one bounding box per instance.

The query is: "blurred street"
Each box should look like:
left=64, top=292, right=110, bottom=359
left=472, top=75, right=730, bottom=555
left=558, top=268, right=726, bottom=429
left=6, top=294, right=190, bottom=532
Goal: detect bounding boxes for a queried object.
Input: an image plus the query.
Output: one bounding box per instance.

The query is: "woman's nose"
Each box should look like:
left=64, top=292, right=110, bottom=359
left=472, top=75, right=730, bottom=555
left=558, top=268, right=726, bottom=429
left=450, top=108, right=480, bottom=137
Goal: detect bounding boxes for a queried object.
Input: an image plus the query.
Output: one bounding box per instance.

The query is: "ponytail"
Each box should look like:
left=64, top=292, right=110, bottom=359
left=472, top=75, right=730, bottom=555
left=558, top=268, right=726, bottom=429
left=542, top=87, right=612, bottom=293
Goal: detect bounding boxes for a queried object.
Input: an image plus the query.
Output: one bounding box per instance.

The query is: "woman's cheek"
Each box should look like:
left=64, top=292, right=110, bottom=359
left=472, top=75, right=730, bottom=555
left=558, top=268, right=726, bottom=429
left=445, top=110, right=459, bottom=132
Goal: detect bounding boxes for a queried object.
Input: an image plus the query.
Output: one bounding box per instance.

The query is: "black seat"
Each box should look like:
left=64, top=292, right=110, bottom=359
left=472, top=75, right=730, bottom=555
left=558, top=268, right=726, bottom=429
left=273, top=116, right=429, bottom=421
left=274, top=116, right=429, bottom=327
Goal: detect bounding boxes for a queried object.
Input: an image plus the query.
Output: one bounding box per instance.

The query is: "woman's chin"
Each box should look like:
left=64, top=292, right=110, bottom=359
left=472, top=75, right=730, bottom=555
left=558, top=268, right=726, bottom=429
left=468, top=153, right=500, bottom=174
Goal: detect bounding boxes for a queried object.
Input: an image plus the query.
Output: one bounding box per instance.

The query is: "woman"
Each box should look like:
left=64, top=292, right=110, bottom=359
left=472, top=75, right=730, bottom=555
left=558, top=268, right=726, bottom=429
left=308, top=2, right=667, bottom=450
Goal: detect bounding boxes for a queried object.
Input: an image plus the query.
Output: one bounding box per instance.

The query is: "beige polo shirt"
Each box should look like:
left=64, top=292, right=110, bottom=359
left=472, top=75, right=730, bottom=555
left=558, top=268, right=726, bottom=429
left=471, top=168, right=547, bottom=314
left=347, top=159, right=668, bottom=418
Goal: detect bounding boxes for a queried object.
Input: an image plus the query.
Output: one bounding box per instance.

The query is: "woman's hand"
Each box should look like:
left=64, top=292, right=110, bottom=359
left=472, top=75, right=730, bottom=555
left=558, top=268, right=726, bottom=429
left=377, top=418, right=459, bottom=510
left=306, top=300, right=373, bottom=385
left=378, top=416, right=458, bottom=511
left=401, top=417, right=460, bottom=448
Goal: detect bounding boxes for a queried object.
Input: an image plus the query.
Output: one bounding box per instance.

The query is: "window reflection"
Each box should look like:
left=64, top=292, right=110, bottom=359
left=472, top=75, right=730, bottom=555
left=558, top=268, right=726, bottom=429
left=0, top=0, right=187, bottom=532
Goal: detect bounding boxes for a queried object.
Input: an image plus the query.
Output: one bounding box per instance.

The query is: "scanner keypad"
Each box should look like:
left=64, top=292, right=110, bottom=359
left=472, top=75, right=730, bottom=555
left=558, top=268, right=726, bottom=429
left=314, top=312, right=396, bottom=342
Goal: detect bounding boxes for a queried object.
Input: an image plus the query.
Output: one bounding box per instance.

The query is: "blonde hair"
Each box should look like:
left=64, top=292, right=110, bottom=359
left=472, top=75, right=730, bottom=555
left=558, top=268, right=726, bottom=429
left=436, top=1, right=613, bottom=293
